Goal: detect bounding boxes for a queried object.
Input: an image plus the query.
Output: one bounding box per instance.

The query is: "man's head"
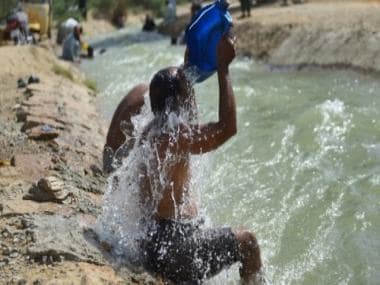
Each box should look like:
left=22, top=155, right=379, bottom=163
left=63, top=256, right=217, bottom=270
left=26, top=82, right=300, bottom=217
left=191, top=2, right=202, bottom=18
left=149, top=67, right=195, bottom=117
left=73, top=25, right=82, bottom=41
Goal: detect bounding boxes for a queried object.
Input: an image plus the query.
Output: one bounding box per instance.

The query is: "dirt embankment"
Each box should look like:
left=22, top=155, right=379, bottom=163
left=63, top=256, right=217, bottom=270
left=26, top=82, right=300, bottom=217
left=161, top=0, right=380, bottom=74
left=235, top=0, right=380, bottom=73
left=81, top=11, right=116, bottom=40
left=0, top=46, right=155, bottom=284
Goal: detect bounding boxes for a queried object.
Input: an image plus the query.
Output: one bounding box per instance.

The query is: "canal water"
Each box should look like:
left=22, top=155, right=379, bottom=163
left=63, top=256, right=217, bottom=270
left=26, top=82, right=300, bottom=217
left=81, top=28, right=380, bottom=285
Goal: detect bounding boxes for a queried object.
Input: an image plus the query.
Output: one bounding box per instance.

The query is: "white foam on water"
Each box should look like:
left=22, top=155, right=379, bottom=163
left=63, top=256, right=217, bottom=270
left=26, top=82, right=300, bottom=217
left=314, top=99, right=352, bottom=154
left=94, top=94, right=153, bottom=270
left=276, top=192, right=344, bottom=284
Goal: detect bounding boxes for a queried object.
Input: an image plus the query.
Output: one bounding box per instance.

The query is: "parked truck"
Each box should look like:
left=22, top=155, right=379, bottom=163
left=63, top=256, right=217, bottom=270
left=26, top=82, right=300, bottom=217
left=21, top=0, right=52, bottom=38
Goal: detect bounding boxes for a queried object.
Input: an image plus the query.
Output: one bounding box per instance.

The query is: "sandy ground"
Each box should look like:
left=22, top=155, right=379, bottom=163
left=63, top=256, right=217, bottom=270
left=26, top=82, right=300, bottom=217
left=81, top=11, right=116, bottom=40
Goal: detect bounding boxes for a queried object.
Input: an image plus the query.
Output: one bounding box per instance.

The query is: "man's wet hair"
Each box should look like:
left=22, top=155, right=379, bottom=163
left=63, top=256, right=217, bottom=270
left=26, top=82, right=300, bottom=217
left=149, top=67, right=183, bottom=115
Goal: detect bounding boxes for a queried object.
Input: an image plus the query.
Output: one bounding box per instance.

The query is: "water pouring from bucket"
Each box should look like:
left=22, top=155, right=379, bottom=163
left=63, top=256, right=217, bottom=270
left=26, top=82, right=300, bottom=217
left=184, top=0, right=233, bottom=83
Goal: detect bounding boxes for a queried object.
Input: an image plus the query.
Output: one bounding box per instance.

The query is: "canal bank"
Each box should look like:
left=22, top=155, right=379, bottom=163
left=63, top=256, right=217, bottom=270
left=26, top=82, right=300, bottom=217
left=0, top=44, right=156, bottom=283
left=160, top=0, right=380, bottom=76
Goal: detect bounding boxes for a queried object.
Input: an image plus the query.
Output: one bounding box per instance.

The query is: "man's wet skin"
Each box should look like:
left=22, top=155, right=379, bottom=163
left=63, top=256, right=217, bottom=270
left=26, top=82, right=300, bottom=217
left=104, top=36, right=263, bottom=283
left=105, top=83, right=148, bottom=153
left=138, top=67, right=199, bottom=220
left=103, top=83, right=147, bottom=174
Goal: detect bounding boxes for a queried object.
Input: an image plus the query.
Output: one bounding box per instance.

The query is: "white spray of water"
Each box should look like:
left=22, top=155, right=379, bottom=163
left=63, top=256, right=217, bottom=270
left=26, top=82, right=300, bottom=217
left=94, top=93, right=153, bottom=270
left=95, top=89, right=212, bottom=273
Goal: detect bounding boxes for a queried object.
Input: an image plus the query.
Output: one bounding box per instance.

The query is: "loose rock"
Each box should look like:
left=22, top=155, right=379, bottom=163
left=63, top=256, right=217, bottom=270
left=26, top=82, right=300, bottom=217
left=25, top=215, right=106, bottom=265
left=23, top=177, right=75, bottom=204
left=26, top=125, right=60, bottom=141
left=9, top=251, right=19, bottom=258
left=0, top=258, right=9, bottom=267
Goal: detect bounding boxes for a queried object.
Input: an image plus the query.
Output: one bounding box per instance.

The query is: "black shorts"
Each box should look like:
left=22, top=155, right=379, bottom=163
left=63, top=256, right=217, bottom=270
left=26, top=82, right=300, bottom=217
left=141, top=219, right=240, bottom=284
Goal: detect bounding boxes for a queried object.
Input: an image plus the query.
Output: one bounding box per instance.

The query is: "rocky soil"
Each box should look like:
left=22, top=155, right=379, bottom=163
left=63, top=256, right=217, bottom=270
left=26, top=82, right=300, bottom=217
left=0, top=46, right=157, bottom=284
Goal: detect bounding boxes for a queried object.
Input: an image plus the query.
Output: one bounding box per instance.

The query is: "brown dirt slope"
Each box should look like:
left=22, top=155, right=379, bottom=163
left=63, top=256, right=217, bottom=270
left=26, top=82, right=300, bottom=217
left=234, top=0, right=380, bottom=73
left=0, top=46, right=157, bottom=284
left=160, top=0, right=380, bottom=74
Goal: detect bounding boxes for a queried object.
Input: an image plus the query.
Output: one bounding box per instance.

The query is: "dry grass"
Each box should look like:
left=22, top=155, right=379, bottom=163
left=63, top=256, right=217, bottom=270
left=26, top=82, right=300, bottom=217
left=52, top=64, right=74, bottom=81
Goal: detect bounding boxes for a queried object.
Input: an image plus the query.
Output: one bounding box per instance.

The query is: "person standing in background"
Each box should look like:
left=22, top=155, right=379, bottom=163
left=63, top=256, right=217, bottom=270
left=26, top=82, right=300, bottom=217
left=165, top=0, right=177, bottom=23
left=239, top=0, right=251, bottom=18
left=142, top=14, right=156, bottom=32
left=78, top=0, right=87, bottom=19
left=165, top=0, right=177, bottom=44
left=191, top=0, right=203, bottom=19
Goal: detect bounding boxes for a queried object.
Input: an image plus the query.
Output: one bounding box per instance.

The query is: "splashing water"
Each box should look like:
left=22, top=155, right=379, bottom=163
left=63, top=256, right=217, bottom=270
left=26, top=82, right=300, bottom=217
left=82, top=27, right=380, bottom=284
left=95, top=88, right=211, bottom=276
left=94, top=93, right=153, bottom=270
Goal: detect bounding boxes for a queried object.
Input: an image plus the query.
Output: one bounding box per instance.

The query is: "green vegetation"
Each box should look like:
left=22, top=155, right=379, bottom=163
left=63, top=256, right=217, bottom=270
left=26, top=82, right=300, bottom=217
left=0, top=0, right=17, bottom=20
left=52, top=0, right=189, bottom=22
left=84, top=78, right=97, bottom=91
left=53, top=0, right=83, bottom=23
left=53, top=64, right=97, bottom=91
left=1, top=0, right=188, bottom=24
left=0, top=0, right=80, bottom=24
left=90, top=0, right=188, bottom=17
left=52, top=64, right=75, bottom=81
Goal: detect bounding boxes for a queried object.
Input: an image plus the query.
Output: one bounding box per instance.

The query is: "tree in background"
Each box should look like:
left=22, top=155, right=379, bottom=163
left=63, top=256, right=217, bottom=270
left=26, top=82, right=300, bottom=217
left=53, top=0, right=83, bottom=23
left=0, top=0, right=17, bottom=20
left=90, top=0, right=163, bottom=18
left=49, top=0, right=188, bottom=27
left=90, top=0, right=187, bottom=19
left=78, top=0, right=87, bottom=19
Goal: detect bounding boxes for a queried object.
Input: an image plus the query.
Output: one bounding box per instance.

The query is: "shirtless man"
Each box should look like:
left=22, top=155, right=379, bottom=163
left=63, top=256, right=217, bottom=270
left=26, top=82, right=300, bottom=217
left=137, top=35, right=263, bottom=284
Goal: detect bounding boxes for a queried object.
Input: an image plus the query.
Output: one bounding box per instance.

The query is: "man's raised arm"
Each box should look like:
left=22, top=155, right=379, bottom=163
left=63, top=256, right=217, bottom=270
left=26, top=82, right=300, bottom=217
left=180, top=35, right=237, bottom=154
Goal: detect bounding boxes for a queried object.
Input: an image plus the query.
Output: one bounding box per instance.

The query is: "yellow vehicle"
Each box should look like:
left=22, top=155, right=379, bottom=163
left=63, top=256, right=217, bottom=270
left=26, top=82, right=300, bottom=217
left=21, top=0, right=52, bottom=38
